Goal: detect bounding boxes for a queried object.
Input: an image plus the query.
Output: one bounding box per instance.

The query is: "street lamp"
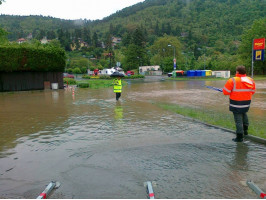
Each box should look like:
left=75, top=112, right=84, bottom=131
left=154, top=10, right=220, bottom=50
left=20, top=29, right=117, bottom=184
left=168, top=44, right=176, bottom=70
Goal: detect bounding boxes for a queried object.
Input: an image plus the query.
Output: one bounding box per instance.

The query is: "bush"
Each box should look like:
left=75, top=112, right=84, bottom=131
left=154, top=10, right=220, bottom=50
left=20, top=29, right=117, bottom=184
left=99, top=75, right=112, bottom=79
left=64, top=78, right=77, bottom=85
left=66, top=68, right=73, bottom=73
left=124, top=75, right=145, bottom=79
left=82, top=75, right=91, bottom=79
left=72, top=67, right=82, bottom=74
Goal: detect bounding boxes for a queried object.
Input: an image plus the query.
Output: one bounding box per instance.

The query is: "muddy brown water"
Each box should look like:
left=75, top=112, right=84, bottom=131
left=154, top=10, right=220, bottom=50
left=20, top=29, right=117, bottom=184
left=0, top=76, right=265, bottom=198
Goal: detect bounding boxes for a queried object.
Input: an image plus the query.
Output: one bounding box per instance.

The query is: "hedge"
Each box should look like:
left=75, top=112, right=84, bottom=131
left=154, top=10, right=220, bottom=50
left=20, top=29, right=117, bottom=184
left=0, top=45, right=66, bottom=72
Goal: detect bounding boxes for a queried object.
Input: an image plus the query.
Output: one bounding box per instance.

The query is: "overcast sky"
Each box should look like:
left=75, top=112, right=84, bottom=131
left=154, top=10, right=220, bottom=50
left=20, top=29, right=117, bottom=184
left=0, top=0, right=145, bottom=20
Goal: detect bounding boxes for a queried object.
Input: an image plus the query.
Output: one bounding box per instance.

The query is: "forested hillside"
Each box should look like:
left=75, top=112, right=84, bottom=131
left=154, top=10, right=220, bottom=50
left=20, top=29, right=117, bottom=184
left=0, top=15, right=91, bottom=41
left=0, top=0, right=265, bottom=74
left=95, top=0, right=265, bottom=51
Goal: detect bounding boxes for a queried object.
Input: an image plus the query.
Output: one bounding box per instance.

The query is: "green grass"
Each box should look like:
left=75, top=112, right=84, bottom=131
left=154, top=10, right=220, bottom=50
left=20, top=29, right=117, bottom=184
left=77, top=79, right=112, bottom=89
left=77, top=79, right=127, bottom=89
left=156, top=102, right=266, bottom=139
left=253, top=75, right=266, bottom=81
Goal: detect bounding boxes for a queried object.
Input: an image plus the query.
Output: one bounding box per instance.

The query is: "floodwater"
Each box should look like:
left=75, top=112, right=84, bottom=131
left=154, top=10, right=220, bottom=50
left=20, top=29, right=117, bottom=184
left=0, top=76, right=265, bottom=199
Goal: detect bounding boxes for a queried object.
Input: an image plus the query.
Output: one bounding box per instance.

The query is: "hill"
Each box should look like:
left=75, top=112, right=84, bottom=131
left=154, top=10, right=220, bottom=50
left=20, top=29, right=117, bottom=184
left=1, top=0, right=265, bottom=45
left=0, top=0, right=265, bottom=74
left=91, top=0, right=265, bottom=48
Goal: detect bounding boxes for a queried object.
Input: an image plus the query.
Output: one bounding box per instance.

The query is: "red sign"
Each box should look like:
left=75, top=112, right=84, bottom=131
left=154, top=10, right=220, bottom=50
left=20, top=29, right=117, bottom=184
left=253, top=38, right=265, bottom=50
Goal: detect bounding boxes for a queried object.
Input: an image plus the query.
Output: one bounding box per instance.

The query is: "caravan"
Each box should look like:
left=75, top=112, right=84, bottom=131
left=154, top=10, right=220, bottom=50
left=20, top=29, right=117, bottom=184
left=100, top=67, right=125, bottom=76
left=100, top=68, right=116, bottom=75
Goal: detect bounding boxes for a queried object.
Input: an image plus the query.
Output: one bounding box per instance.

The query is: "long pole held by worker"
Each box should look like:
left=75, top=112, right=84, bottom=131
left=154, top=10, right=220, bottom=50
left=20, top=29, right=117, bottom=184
left=204, top=85, right=223, bottom=92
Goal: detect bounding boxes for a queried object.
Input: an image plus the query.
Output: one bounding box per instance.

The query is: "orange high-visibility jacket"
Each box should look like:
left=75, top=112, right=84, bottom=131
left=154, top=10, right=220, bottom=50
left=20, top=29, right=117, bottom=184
left=223, top=74, right=255, bottom=113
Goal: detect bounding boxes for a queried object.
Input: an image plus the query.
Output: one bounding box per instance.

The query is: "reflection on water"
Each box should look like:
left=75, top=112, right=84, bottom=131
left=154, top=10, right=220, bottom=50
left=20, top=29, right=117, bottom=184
left=0, top=78, right=265, bottom=198
left=114, top=101, right=123, bottom=120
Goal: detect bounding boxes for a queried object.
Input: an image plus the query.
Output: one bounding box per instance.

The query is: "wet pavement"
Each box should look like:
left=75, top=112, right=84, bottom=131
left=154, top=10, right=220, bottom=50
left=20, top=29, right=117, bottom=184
left=0, top=76, right=265, bottom=198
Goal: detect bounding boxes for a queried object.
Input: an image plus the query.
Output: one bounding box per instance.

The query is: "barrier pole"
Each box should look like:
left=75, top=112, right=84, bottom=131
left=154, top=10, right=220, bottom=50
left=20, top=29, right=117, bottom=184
left=146, top=181, right=155, bottom=199
left=37, top=181, right=56, bottom=199
left=247, top=180, right=266, bottom=199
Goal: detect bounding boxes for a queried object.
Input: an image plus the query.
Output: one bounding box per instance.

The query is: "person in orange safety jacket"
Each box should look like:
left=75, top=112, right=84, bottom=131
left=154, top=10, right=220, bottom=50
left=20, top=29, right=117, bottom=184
left=223, top=66, right=256, bottom=142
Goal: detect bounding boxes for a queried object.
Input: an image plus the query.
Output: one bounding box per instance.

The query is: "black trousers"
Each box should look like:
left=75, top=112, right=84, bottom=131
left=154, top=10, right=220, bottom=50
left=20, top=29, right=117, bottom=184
left=233, top=112, right=249, bottom=135
left=116, top=93, right=121, bottom=101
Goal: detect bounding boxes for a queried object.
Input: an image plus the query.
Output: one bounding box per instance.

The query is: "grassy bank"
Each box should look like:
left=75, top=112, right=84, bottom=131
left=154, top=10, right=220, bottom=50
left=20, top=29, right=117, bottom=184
left=253, top=75, right=266, bottom=80
left=156, top=102, right=265, bottom=139
left=76, top=79, right=128, bottom=89
left=77, top=79, right=113, bottom=89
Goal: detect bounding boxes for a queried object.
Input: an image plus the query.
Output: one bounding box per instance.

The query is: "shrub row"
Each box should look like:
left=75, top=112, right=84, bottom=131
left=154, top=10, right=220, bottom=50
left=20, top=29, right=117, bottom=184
left=0, top=45, right=66, bottom=72
left=82, top=75, right=91, bottom=79
left=124, top=75, right=145, bottom=79
left=99, top=75, right=112, bottom=79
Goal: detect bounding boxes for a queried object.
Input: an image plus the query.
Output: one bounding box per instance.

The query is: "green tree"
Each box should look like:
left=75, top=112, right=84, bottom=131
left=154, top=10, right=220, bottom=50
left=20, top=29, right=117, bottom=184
left=47, top=30, right=56, bottom=40
left=123, top=44, right=139, bottom=71
left=82, top=27, right=92, bottom=45
left=162, top=57, right=175, bottom=73
left=36, top=29, right=46, bottom=40
left=92, top=32, right=100, bottom=48
left=132, top=28, right=146, bottom=47
left=150, top=34, right=182, bottom=69
left=105, top=32, right=115, bottom=68
left=99, top=59, right=109, bottom=68
left=0, top=28, right=8, bottom=44
left=123, top=28, right=149, bottom=69
left=48, top=39, right=61, bottom=48
left=72, top=67, right=82, bottom=74
left=239, top=18, right=266, bottom=75
left=122, top=32, right=132, bottom=47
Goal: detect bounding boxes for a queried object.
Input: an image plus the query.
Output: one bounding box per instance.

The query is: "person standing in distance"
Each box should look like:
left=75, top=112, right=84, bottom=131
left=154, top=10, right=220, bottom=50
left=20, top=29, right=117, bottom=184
left=223, top=66, right=256, bottom=142
left=113, top=76, right=122, bottom=101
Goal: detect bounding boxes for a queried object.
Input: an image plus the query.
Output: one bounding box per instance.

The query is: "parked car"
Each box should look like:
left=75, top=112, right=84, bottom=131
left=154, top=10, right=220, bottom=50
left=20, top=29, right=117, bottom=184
left=63, top=73, right=75, bottom=78
left=126, top=71, right=134, bottom=76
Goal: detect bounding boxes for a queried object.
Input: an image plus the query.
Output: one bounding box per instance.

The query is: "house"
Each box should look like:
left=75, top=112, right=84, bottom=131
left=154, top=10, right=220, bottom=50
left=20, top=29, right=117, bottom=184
left=103, top=52, right=113, bottom=57
left=112, top=37, right=122, bottom=47
left=70, top=38, right=89, bottom=50
left=17, top=38, right=26, bottom=44
left=212, top=70, right=231, bottom=78
left=40, top=36, right=49, bottom=44
left=27, top=33, right=33, bottom=40
left=139, top=65, right=162, bottom=76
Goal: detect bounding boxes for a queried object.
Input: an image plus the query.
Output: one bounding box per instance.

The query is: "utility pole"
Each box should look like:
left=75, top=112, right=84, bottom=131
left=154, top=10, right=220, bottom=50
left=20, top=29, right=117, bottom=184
left=168, top=44, right=176, bottom=70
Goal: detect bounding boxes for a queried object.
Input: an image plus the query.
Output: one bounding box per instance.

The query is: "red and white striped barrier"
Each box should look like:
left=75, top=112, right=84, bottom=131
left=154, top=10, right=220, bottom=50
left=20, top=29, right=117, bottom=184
left=247, top=180, right=266, bottom=199
left=145, top=181, right=155, bottom=199
left=37, top=181, right=60, bottom=199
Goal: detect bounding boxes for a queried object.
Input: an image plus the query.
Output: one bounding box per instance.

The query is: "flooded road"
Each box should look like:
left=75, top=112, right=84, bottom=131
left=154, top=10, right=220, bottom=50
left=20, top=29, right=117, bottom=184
left=0, top=77, right=265, bottom=198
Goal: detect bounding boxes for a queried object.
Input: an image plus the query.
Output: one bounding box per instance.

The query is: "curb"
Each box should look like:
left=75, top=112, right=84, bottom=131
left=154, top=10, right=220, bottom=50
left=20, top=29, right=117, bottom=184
left=182, top=115, right=266, bottom=145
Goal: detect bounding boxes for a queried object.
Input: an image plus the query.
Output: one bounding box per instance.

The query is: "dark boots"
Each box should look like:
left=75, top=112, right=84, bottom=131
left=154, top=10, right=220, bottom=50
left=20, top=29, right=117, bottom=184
left=232, top=134, right=243, bottom=142
left=244, top=125, right=248, bottom=136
